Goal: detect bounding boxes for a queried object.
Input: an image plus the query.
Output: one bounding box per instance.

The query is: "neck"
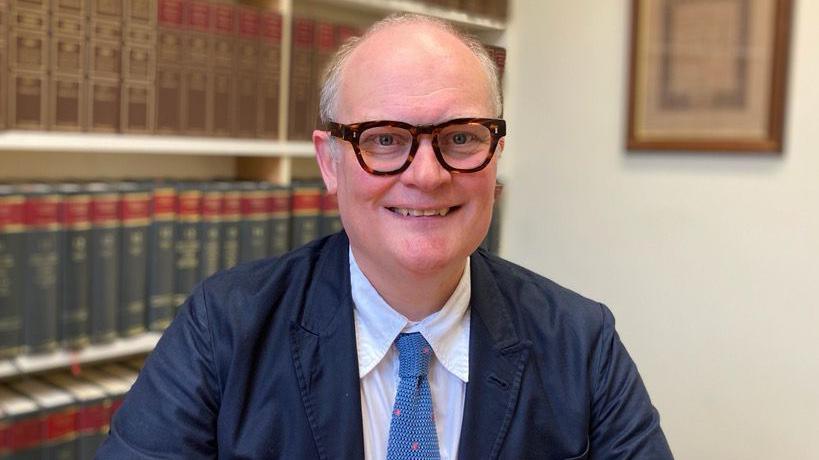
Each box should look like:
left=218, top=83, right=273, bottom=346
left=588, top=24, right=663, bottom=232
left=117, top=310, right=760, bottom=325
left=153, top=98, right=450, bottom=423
left=352, top=250, right=466, bottom=322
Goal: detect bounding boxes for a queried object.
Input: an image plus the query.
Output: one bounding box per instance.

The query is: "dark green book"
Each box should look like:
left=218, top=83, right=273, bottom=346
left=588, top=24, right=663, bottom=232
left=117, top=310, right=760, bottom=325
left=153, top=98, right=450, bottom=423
left=21, top=183, right=62, bottom=353
left=56, top=182, right=91, bottom=349
left=8, top=379, right=76, bottom=460
left=117, top=181, right=150, bottom=337
left=319, top=188, right=343, bottom=238
left=239, top=181, right=268, bottom=264
left=42, top=373, right=110, bottom=460
left=146, top=181, right=176, bottom=331
left=0, top=185, right=25, bottom=358
left=217, top=181, right=241, bottom=271
left=199, top=182, right=223, bottom=280
left=267, top=183, right=291, bottom=257
left=174, top=182, right=201, bottom=309
left=0, top=384, right=42, bottom=458
left=87, top=182, right=120, bottom=344
left=289, top=181, right=322, bottom=249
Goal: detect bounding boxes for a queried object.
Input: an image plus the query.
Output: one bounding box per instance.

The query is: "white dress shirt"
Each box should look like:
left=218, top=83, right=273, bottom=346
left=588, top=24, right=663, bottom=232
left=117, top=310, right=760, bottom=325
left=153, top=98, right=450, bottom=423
left=350, top=249, right=471, bottom=460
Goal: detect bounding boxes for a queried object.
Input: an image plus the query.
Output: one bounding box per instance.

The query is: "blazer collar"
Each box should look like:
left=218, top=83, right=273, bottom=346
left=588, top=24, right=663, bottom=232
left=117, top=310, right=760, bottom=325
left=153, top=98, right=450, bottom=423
left=289, top=232, right=366, bottom=460
left=458, top=252, right=532, bottom=459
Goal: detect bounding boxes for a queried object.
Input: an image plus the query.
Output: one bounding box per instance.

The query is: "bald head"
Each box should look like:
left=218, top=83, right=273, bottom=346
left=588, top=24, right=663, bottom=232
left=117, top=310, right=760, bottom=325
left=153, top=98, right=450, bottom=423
left=318, top=14, right=502, bottom=126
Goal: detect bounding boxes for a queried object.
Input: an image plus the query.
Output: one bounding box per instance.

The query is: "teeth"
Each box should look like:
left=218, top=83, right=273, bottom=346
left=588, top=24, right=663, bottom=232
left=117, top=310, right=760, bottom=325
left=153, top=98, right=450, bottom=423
left=391, top=207, right=451, bottom=217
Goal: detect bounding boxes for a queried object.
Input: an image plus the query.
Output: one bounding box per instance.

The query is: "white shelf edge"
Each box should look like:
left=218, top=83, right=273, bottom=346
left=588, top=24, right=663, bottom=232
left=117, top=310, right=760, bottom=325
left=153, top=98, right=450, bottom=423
left=309, top=0, right=506, bottom=31
left=0, top=333, right=161, bottom=379
left=0, top=131, right=316, bottom=158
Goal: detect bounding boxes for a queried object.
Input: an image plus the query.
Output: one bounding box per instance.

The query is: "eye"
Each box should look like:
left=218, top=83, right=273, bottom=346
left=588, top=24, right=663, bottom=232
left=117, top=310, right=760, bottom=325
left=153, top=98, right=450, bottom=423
left=451, top=132, right=472, bottom=145
left=377, top=134, right=395, bottom=146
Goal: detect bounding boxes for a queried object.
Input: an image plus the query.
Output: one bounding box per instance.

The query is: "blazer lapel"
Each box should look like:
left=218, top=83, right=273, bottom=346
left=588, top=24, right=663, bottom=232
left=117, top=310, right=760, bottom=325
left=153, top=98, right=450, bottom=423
left=289, top=233, right=365, bottom=459
left=458, top=253, right=532, bottom=459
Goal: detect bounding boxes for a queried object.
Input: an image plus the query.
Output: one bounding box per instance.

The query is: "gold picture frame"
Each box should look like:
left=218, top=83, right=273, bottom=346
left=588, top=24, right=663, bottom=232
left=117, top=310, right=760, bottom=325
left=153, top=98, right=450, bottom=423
left=627, top=0, right=793, bottom=152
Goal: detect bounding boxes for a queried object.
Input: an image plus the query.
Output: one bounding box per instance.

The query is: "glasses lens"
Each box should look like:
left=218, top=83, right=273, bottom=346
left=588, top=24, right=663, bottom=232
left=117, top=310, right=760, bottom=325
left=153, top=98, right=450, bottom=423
left=358, top=126, right=413, bottom=172
left=438, top=123, right=493, bottom=170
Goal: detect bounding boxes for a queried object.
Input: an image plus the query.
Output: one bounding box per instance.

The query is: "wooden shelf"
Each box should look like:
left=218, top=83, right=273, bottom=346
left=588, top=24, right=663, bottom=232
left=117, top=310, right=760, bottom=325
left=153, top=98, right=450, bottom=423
left=0, top=131, right=316, bottom=158
left=307, top=0, right=506, bottom=31
left=0, top=333, right=161, bottom=380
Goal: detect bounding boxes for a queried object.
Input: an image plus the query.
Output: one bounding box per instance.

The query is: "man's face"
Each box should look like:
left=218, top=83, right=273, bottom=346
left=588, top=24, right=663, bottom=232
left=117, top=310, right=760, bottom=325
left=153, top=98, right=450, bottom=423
left=316, top=24, right=501, bottom=278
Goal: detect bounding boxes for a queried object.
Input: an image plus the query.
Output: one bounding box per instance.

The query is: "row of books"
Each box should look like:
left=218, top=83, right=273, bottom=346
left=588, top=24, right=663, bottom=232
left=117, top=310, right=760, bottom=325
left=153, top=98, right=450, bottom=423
left=0, top=359, right=142, bottom=459
left=0, top=179, right=341, bottom=360
left=420, top=0, right=508, bottom=20
left=0, top=0, right=507, bottom=140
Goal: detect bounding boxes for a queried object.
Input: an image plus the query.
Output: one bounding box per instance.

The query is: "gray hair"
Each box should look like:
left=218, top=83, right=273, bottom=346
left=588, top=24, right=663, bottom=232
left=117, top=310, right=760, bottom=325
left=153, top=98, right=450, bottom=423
left=318, top=13, right=503, bottom=131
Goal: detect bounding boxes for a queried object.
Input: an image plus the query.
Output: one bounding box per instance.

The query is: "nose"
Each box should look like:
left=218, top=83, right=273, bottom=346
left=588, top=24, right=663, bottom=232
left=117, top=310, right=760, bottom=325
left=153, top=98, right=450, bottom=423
left=399, top=135, right=451, bottom=190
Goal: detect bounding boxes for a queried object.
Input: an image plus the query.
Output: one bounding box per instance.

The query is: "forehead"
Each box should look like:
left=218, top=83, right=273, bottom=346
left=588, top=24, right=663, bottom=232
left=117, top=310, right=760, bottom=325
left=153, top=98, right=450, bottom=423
left=338, top=23, right=493, bottom=124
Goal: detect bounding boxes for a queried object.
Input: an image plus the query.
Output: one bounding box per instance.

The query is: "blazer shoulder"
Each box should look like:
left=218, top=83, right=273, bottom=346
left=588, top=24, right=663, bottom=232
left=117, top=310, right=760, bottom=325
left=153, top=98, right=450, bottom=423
left=475, top=250, right=612, bottom=337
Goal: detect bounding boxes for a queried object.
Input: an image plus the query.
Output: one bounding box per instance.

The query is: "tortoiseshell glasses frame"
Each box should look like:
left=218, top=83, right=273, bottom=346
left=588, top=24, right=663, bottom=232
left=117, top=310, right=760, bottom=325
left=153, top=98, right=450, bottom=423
left=327, top=118, right=507, bottom=176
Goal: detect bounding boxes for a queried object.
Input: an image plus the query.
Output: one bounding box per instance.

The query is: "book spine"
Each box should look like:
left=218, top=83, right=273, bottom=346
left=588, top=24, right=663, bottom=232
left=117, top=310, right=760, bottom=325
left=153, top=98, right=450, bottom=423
left=219, top=183, right=240, bottom=270
left=0, top=189, right=25, bottom=358
left=59, top=189, right=91, bottom=349
left=235, top=5, right=259, bottom=138
left=76, top=396, right=109, bottom=459
left=155, top=0, right=185, bottom=134
left=311, top=20, right=335, bottom=132
left=239, top=182, right=268, bottom=263
left=183, top=0, right=210, bottom=135
left=88, top=186, right=120, bottom=344
left=22, top=188, right=61, bottom=353
left=3, top=409, right=43, bottom=457
left=289, top=182, right=321, bottom=249
left=8, top=5, right=49, bottom=130
left=174, top=183, right=201, bottom=308
left=257, top=10, right=281, bottom=139
left=319, top=189, right=342, bottom=238
left=118, top=183, right=150, bottom=337
left=121, top=0, right=156, bottom=134
left=287, top=17, right=314, bottom=141
left=210, top=2, right=235, bottom=137
left=88, top=2, right=122, bottom=132
left=199, top=183, right=222, bottom=279
left=267, top=184, right=290, bottom=257
left=41, top=406, right=77, bottom=459
left=50, top=3, right=86, bottom=131
left=0, top=0, right=7, bottom=130
left=146, top=184, right=175, bottom=331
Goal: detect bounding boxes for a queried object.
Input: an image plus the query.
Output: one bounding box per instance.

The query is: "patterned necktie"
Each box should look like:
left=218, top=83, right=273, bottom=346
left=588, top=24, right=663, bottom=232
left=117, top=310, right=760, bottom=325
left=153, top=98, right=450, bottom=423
left=386, top=332, right=441, bottom=459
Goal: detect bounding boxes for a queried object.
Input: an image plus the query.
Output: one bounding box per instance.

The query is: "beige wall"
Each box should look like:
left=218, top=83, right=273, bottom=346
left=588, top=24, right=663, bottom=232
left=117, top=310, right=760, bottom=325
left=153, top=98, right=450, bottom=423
left=501, top=1, right=819, bottom=458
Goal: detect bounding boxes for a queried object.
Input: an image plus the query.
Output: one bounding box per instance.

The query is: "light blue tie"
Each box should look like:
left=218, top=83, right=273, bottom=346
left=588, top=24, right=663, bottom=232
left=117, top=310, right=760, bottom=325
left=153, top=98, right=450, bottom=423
left=386, top=332, right=441, bottom=460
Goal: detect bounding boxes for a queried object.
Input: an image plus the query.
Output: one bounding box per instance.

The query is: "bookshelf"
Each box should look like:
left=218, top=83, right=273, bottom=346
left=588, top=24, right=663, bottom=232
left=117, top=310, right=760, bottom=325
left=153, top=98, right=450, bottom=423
left=0, top=0, right=507, bottom=381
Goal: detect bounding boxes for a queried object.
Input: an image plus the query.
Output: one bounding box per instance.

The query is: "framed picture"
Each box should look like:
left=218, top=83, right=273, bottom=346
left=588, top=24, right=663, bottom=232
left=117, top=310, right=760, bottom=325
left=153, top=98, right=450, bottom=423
left=627, top=0, right=793, bottom=152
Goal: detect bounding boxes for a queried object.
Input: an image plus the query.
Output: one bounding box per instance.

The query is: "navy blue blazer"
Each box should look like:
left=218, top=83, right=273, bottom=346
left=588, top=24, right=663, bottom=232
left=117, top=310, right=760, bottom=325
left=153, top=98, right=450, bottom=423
left=97, top=232, right=672, bottom=459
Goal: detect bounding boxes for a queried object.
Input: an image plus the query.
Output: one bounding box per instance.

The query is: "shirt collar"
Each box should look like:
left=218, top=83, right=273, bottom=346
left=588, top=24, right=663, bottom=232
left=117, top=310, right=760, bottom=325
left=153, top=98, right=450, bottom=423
left=350, top=247, right=471, bottom=382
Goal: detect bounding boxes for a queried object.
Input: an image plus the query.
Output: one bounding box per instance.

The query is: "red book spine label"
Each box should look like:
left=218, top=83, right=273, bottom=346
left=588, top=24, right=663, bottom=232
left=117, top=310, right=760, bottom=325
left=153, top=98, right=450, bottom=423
left=24, top=195, right=60, bottom=228
left=240, top=192, right=267, bottom=218
left=187, top=1, right=210, bottom=31
left=212, top=4, right=235, bottom=35
left=336, top=25, right=359, bottom=44
left=177, top=191, right=202, bottom=221
left=61, top=195, right=91, bottom=229
left=120, top=193, right=151, bottom=225
left=7, top=417, right=42, bottom=451
left=316, top=22, right=334, bottom=52
left=237, top=7, right=259, bottom=38
left=158, top=0, right=185, bottom=26
left=44, top=408, right=76, bottom=442
left=201, top=192, right=222, bottom=220
left=0, top=196, right=25, bottom=231
left=221, top=192, right=241, bottom=220
left=153, top=189, right=176, bottom=220
left=77, top=404, right=110, bottom=433
left=90, top=194, right=119, bottom=226
left=268, top=192, right=290, bottom=217
left=291, top=190, right=321, bottom=216
left=110, top=398, right=124, bottom=417
left=260, top=12, right=282, bottom=42
left=292, top=18, right=314, bottom=49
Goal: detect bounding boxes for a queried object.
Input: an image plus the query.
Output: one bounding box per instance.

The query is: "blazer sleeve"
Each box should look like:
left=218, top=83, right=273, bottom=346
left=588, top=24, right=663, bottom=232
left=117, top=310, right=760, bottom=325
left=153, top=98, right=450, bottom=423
left=589, top=304, right=674, bottom=459
left=96, top=281, right=221, bottom=459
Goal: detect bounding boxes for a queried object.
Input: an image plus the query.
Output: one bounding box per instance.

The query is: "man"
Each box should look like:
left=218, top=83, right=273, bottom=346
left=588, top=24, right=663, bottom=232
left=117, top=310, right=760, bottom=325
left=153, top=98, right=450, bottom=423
left=98, top=14, right=672, bottom=459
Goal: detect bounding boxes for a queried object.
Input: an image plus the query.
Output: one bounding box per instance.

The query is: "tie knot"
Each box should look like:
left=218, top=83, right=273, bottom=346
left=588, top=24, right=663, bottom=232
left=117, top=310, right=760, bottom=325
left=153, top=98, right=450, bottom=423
left=395, top=333, right=433, bottom=378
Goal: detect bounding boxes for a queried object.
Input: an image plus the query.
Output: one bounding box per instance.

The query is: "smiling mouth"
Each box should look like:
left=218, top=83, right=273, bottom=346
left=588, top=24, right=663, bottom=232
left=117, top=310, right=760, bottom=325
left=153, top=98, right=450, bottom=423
left=387, top=206, right=458, bottom=217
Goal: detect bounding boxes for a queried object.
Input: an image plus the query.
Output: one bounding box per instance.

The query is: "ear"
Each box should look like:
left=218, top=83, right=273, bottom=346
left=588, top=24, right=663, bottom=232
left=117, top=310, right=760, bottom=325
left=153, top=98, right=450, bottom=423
left=313, top=129, right=339, bottom=194
left=495, top=137, right=505, bottom=160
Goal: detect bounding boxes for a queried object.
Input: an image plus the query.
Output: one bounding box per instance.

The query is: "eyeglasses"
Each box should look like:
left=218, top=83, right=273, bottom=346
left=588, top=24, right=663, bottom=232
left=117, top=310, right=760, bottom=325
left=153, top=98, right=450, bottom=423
left=327, top=118, right=506, bottom=176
